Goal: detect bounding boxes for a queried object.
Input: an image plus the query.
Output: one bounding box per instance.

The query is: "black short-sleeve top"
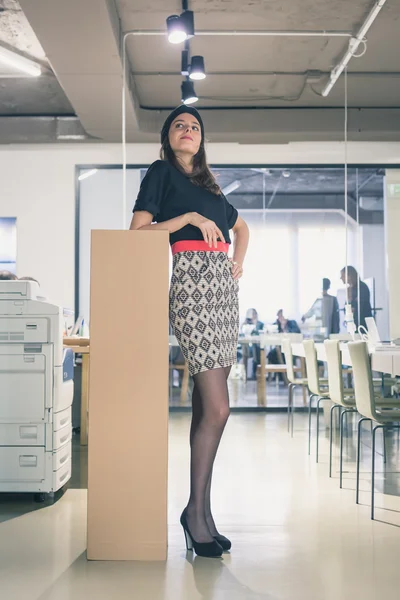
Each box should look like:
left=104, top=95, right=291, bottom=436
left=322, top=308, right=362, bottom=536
left=132, top=160, right=238, bottom=245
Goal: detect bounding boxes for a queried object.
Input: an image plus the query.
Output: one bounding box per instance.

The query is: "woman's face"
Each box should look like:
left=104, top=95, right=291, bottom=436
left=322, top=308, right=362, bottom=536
left=169, top=113, right=202, bottom=157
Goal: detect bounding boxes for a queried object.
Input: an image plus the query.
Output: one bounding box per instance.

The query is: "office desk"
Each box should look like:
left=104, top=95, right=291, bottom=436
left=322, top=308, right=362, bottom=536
left=292, top=342, right=400, bottom=377
left=67, top=337, right=187, bottom=445
left=238, top=334, right=306, bottom=405
left=67, top=336, right=308, bottom=428
left=63, top=339, right=90, bottom=446
left=169, top=336, right=190, bottom=403
left=170, top=333, right=305, bottom=406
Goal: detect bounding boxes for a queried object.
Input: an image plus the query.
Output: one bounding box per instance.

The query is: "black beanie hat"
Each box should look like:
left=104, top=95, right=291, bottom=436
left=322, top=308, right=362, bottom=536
left=160, top=105, right=204, bottom=145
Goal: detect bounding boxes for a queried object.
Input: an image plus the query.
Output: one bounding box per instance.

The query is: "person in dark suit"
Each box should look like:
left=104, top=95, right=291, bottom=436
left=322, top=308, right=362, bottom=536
left=240, top=308, right=264, bottom=379
left=302, top=278, right=340, bottom=336
left=267, top=310, right=301, bottom=380
left=340, top=266, right=372, bottom=330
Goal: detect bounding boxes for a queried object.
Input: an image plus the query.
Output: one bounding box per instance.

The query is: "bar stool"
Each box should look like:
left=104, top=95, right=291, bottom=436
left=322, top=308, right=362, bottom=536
left=348, top=341, right=400, bottom=520
left=303, top=340, right=329, bottom=461
left=282, top=339, right=308, bottom=438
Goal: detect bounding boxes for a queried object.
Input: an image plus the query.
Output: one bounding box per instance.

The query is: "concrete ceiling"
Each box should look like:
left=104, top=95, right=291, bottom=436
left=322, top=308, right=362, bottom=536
left=138, top=165, right=384, bottom=222
left=0, top=0, right=74, bottom=115
left=215, top=167, right=384, bottom=197
left=2, top=0, right=400, bottom=143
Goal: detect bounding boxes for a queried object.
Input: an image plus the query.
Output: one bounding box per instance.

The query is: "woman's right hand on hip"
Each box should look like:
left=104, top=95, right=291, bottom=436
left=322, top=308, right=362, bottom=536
left=188, top=212, right=225, bottom=248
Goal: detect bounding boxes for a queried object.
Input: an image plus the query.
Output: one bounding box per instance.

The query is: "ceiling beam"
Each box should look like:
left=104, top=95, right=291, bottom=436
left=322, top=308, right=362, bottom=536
left=18, top=0, right=140, bottom=141
left=17, top=1, right=400, bottom=144
left=228, top=192, right=383, bottom=224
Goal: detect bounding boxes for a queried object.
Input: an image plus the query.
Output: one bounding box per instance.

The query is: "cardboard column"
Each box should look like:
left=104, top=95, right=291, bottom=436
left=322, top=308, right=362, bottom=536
left=87, top=230, right=169, bottom=560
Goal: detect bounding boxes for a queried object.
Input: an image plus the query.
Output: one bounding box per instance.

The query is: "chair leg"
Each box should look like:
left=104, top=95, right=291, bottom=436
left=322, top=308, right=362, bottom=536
left=383, top=428, right=387, bottom=464
left=371, top=425, right=400, bottom=520
left=308, top=393, right=317, bottom=456
left=316, top=397, right=330, bottom=463
left=340, top=408, right=357, bottom=489
left=371, top=425, right=381, bottom=520
left=356, top=417, right=371, bottom=504
left=329, top=404, right=341, bottom=478
left=291, top=384, right=297, bottom=438
left=287, top=383, right=293, bottom=432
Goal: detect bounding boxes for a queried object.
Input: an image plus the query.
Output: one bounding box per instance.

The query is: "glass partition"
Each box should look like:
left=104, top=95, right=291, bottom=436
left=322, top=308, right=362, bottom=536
left=77, top=164, right=385, bottom=410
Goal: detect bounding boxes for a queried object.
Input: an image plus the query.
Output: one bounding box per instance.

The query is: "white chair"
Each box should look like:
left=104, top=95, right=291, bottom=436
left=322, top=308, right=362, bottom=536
left=348, top=341, right=400, bottom=520
left=303, top=340, right=329, bottom=461
left=282, top=339, right=308, bottom=438
left=324, top=340, right=357, bottom=486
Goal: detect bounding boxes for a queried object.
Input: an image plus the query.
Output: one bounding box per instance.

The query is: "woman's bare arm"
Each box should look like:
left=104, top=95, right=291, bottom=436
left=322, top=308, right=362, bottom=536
left=129, top=211, right=226, bottom=248
left=231, top=216, right=249, bottom=267
left=129, top=210, right=191, bottom=233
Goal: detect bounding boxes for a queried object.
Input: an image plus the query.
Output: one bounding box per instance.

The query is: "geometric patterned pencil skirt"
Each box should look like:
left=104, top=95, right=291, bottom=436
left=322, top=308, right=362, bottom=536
left=169, top=240, right=239, bottom=376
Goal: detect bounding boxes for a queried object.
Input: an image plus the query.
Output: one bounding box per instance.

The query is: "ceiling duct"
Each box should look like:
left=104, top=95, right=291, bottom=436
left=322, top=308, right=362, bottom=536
left=0, top=116, right=91, bottom=143
left=359, top=196, right=384, bottom=211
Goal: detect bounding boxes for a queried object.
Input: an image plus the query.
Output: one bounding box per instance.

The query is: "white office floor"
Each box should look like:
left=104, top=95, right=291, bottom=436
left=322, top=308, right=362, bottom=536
left=2, top=412, right=400, bottom=600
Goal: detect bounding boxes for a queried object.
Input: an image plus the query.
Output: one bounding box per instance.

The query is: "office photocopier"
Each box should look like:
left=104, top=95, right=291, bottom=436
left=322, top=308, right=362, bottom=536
left=0, top=280, right=74, bottom=501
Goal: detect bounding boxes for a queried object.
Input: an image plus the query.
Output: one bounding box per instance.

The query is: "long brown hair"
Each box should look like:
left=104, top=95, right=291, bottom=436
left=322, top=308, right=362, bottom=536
left=160, top=136, right=221, bottom=196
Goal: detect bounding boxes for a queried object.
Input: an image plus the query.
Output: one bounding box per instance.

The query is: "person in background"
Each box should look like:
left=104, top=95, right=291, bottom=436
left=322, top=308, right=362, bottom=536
left=275, top=309, right=301, bottom=334
left=242, top=308, right=264, bottom=335
left=0, top=270, right=17, bottom=280
left=240, top=308, right=264, bottom=379
left=340, top=266, right=372, bottom=330
left=267, top=310, right=300, bottom=379
left=302, top=278, right=340, bottom=336
left=19, top=276, right=40, bottom=285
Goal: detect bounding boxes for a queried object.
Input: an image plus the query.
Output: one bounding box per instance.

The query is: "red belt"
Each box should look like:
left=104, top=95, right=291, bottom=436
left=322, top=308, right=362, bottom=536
left=171, top=240, right=229, bottom=255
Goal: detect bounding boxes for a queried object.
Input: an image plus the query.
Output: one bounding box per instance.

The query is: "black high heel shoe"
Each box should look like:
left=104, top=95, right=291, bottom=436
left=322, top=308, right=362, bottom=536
left=213, top=534, right=231, bottom=551
left=180, top=510, right=223, bottom=558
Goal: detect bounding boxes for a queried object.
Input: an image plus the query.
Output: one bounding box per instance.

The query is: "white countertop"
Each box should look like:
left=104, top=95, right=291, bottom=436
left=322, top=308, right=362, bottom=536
left=291, top=342, right=400, bottom=377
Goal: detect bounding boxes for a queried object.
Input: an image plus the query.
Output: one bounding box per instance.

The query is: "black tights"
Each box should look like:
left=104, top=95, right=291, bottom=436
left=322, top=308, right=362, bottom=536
left=186, top=366, right=231, bottom=543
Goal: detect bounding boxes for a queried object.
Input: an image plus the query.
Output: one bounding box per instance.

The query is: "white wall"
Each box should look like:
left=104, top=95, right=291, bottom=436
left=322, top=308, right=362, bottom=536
left=360, top=224, right=389, bottom=339
left=79, top=169, right=141, bottom=321
left=385, top=170, right=400, bottom=340
left=1, top=141, right=400, bottom=310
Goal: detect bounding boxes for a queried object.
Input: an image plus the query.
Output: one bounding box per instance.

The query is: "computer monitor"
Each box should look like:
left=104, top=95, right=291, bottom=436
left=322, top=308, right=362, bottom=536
left=365, top=317, right=381, bottom=345
left=70, top=315, right=83, bottom=336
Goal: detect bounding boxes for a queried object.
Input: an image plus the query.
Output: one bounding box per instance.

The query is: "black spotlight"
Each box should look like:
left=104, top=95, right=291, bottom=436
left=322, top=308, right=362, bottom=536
left=167, top=15, right=187, bottom=44
left=189, top=55, right=206, bottom=80
left=166, top=10, right=194, bottom=44
left=180, top=10, right=194, bottom=38
left=181, top=80, right=198, bottom=105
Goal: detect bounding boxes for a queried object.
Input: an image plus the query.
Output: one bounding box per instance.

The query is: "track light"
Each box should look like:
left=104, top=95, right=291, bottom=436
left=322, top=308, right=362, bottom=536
left=78, top=169, right=98, bottom=181
left=222, top=180, right=241, bottom=196
left=167, top=15, right=187, bottom=44
left=181, top=80, right=198, bottom=105
left=189, top=56, right=206, bottom=80
left=180, top=10, right=195, bottom=38
left=166, top=10, right=194, bottom=44
left=0, top=46, right=41, bottom=77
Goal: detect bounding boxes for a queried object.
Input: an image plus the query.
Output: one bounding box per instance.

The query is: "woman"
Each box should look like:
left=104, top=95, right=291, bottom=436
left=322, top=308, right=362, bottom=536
left=340, top=266, right=372, bottom=330
left=240, top=308, right=264, bottom=379
left=130, top=105, right=249, bottom=558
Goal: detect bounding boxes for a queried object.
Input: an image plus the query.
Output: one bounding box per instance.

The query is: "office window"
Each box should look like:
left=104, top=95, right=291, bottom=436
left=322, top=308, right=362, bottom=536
left=0, top=217, right=17, bottom=274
